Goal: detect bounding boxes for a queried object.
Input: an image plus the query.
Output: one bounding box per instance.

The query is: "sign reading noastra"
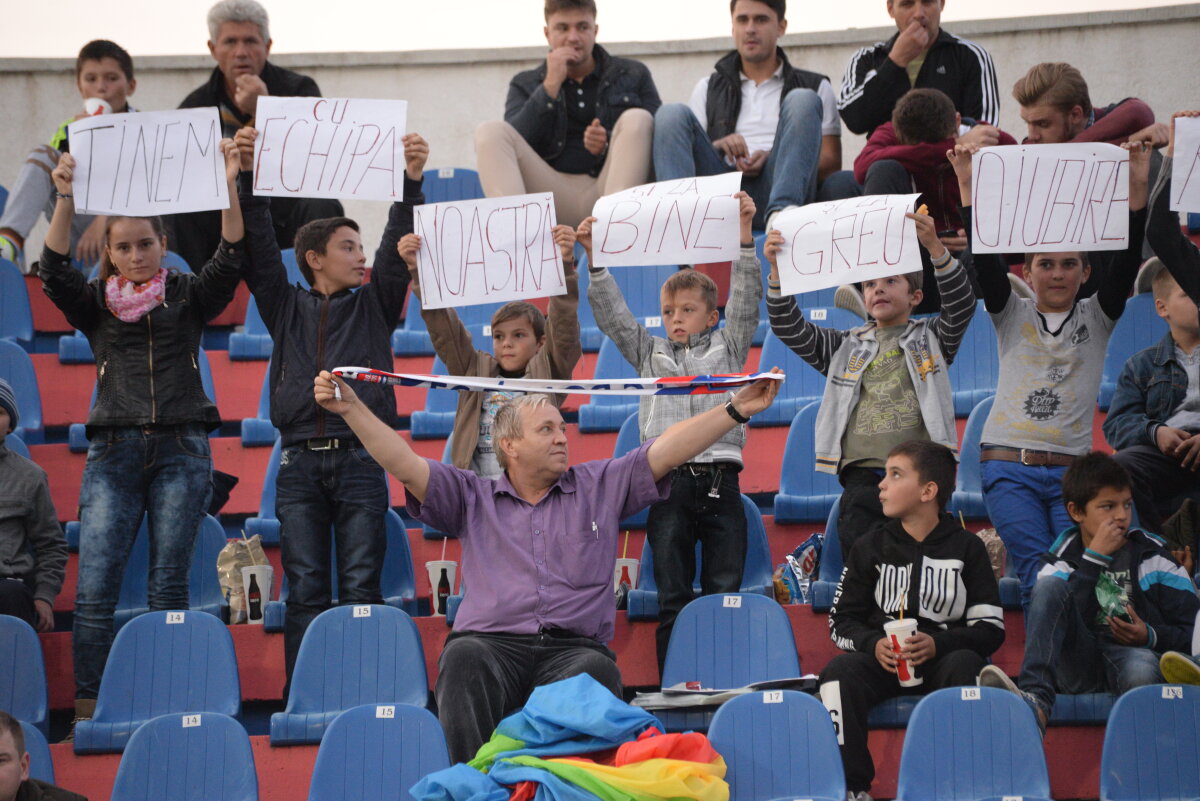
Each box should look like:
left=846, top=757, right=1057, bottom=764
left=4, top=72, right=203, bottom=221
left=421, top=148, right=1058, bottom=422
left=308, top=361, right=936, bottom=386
left=252, top=97, right=407, bottom=202
left=970, top=142, right=1129, bottom=253
left=414, top=193, right=566, bottom=310
left=590, top=172, right=742, bottom=267
left=771, top=194, right=923, bottom=297
left=1170, top=116, right=1200, bottom=213
left=68, top=108, right=228, bottom=216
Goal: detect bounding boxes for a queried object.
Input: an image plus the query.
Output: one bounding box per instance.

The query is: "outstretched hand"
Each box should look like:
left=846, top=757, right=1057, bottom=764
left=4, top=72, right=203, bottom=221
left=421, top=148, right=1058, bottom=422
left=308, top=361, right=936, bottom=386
left=51, top=153, right=76, bottom=197
left=735, top=191, right=756, bottom=242
left=763, top=229, right=784, bottom=283
left=947, top=143, right=977, bottom=204
left=729, top=367, right=782, bottom=419
left=576, top=216, right=596, bottom=259
left=314, top=370, right=359, bottom=416
left=220, top=138, right=241, bottom=184
left=403, top=133, right=429, bottom=181
left=397, top=233, right=421, bottom=277
left=552, top=224, right=577, bottom=267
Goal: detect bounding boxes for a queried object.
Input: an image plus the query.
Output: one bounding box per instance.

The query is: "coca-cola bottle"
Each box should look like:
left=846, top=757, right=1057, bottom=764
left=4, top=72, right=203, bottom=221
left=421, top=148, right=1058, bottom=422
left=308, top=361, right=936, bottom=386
left=615, top=564, right=632, bottom=610
left=436, top=567, right=451, bottom=615
left=247, top=573, right=262, bottom=621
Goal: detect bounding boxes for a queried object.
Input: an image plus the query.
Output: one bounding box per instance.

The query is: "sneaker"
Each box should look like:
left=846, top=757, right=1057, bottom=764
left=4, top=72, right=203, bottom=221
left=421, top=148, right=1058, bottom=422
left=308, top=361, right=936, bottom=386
left=846, top=792, right=873, bottom=801
left=834, top=284, right=868, bottom=319
left=1160, top=651, right=1200, bottom=686
left=0, top=234, right=22, bottom=269
left=978, top=665, right=1048, bottom=735
left=1007, top=272, right=1036, bottom=301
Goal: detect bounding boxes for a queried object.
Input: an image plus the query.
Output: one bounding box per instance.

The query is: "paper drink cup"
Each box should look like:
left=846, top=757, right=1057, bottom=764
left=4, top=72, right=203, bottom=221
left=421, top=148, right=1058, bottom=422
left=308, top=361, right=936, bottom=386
left=883, top=618, right=922, bottom=687
left=613, top=558, right=640, bottom=592
left=83, top=98, right=113, bottom=116
left=241, top=565, right=273, bottom=625
left=426, top=560, right=457, bottom=617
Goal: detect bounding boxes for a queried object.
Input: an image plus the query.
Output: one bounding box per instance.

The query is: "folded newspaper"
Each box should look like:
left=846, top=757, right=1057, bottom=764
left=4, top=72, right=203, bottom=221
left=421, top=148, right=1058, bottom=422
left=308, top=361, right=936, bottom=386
left=632, top=676, right=818, bottom=709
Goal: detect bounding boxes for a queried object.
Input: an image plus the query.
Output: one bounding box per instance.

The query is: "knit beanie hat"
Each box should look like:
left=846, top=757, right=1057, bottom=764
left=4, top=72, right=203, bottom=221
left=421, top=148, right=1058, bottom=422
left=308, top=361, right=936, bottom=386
left=0, top=378, right=18, bottom=433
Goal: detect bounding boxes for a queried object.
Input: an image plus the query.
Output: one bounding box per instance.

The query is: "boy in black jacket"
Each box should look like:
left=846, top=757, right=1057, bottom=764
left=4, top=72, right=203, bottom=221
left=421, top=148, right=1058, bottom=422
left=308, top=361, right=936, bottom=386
left=233, top=127, right=427, bottom=690
left=819, top=440, right=1004, bottom=800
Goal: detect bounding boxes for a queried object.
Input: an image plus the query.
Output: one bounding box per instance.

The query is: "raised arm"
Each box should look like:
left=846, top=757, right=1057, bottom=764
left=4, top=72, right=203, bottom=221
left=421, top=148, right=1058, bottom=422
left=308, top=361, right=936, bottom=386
left=545, top=225, right=582, bottom=379
left=315, top=371, right=431, bottom=501
left=1147, top=111, right=1200, bottom=304
left=191, top=140, right=247, bottom=318
left=719, top=192, right=762, bottom=365
left=763, top=229, right=849, bottom=375
left=579, top=216, right=654, bottom=368
left=368, top=133, right=427, bottom=326
left=1096, top=141, right=1150, bottom=321
left=646, top=369, right=780, bottom=480
left=950, top=143, right=1011, bottom=314
left=399, top=234, right=483, bottom=377
left=909, top=209, right=976, bottom=364
left=37, top=154, right=99, bottom=331
left=233, top=127, right=292, bottom=331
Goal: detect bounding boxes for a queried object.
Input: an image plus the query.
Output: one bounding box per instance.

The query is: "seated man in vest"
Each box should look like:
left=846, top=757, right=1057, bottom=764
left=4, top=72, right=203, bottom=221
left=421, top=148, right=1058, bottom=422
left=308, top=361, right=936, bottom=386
left=654, top=0, right=840, bottom=229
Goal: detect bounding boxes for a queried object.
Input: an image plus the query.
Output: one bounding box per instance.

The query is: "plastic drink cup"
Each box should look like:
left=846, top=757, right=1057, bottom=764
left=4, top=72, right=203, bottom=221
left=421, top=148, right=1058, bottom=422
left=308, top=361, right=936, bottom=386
left=883, top=618, right=922, bottom=687
left=426, top=560, right=457, bottom=617
left=613, top=558, right=639, bottom=592
left=241, top=565, right=273, bottom=625
left=83, top=98, right=113, bottom=116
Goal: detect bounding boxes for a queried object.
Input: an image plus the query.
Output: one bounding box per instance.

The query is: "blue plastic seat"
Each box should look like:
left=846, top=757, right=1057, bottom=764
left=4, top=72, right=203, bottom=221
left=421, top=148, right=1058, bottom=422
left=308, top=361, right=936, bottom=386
left=5, top=432, right=29, bottom=459
left=0, top=259, right=32, bottom=344
left=410, top=356, right=459, bottom=439
left=244, top=439, right=282, bottom=545
left=228, top=296, right=273, bottom=360
left=611, top=413, right=649, bottom=527
left=627, top=494, right=775, bottom=620
left=0, top=339, right=42, bottom=443
left=655, top=592, right=801, bottom=732
left=70, top=347, right=217, bottom=452
left=1099, top=293, right=1166, bottom=410
left=306, top=703, right=450, bottom=801
left=1100, top=684, right=1200, bottom=801
left=947, top=301, right=999, bottom=417
left=239, top=362, right=278, bottom=446
left=109, top=712, right=257, bottom=801
left=751, top=315, right=862, bottom=427
left=575, top=252, right=677, bottom=356
left=895, top=687, right=1051, bottom=801
left=948, top=394, right=993, bottom=520
left=0, top=616, right=48, bottom=736
left=773, top=401, right=843, bottom=523
left=270, top=604, right=429, bottom=745
left=20, top=721, right=54, bottom=784
left=391, top=293, right=435, bottom=356
left=280, top=248, right=308, bottom=288
left=708, top=690, right=845, bottom=801
left=810, top=497, right=843, bottom=612
left=421, top=167, right=483, bottom=204
left=578, top=338, right=641, bottom=433
left=74, top=611, right=241, bottom=754
left=0, top=184, right=7, bottom=215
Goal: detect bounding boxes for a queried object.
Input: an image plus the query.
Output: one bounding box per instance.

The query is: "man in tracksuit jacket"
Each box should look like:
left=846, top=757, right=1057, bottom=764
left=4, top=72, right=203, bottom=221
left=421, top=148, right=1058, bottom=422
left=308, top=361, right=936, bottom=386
left=234, top=127, right=427, bottom=690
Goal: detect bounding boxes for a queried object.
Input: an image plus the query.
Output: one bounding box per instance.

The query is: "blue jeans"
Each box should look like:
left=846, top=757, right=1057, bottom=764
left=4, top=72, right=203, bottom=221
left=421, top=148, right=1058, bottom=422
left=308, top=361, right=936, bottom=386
left=1019, top=575, right=1162, bottom=716
left=72, top=424, right=213, bottom=699
left=652, top=89, right=824, bottom=228
left=275, top=445, right=388, bottom=686
left=981, top=459, right=1073, bottom=611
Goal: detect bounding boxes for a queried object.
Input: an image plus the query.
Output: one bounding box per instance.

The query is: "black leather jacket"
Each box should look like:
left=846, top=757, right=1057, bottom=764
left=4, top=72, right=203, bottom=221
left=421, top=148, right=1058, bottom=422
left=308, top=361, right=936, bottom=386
left=505, top=44, right=661, bottom=176
left=38, top=240, right=244, bottom=435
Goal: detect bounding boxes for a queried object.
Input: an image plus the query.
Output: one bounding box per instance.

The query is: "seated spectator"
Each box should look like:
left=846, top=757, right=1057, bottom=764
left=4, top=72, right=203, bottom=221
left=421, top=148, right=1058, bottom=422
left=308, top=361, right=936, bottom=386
left=167, top=0, right=342, bottom=272
left=820, top=441, right=1004, bottom=800
left=311, top=369, right=781, bottom=763
left=0, top=40, right=136, bottom=272
left=0, top=711, right=86, bottom=801
left=0, top=379, right=66, bottom=632
left=1014, top=62, right=1165, bottom=147
left=474, top=0, right=660, bottom=228
left=980, top=453, right=1199, bottom=732
left=653, top=0, right=840, bottom=229
left=397, top=227, right=580, bottom=478
left=1102, top=267, right=1200, bottom=542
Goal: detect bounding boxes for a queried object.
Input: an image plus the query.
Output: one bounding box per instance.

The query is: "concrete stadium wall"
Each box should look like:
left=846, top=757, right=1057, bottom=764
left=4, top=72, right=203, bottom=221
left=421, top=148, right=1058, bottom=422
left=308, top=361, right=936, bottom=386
left=1, top=4, right=1197, bottom=257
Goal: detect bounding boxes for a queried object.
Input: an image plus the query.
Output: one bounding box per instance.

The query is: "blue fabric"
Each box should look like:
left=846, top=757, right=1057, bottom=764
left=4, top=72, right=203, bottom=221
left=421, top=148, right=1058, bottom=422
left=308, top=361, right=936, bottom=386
left=411, top=764, right=509, bottom=801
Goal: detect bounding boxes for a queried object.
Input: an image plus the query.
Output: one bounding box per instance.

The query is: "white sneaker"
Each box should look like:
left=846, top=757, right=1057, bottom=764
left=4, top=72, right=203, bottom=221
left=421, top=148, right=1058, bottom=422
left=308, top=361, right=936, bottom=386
left=846, top=791, right=873, bottom=801
left=978, top=664, right=1047, bottom=734
left=834, top=284, right=868, bottom=319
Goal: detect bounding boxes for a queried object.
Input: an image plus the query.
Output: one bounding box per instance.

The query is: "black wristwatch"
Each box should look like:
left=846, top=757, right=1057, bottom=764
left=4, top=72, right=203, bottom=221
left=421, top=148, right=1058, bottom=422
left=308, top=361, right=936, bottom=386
left=725, top=400, right=750, bottom=424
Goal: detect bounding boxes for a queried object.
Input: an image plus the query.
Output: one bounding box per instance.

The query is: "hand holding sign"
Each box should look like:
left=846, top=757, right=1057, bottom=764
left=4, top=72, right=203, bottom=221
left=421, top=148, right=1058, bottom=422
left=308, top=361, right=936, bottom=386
left=1169, top=113, right=1200, bottom=213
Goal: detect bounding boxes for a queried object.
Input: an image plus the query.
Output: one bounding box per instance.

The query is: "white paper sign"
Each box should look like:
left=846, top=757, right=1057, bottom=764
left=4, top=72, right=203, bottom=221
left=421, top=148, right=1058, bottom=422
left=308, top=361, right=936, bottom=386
left=68, top=108, right=228, bottom=216
left=414, top=192, right=565, bottom=310
left=772, top=194, right=923, bottom=297
left=1170, top=117, right=1200, bottom=213
left=970, top=143, right=1129, bottom=253
left=590, top=173, right=742, bottom=267
left=252, top=97, right=407, bottom=201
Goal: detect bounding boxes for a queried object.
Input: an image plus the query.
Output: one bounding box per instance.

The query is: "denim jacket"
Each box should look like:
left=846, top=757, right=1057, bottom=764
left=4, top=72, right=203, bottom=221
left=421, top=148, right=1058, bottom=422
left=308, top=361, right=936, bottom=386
left=1102, top=332, right=1189, bottom=450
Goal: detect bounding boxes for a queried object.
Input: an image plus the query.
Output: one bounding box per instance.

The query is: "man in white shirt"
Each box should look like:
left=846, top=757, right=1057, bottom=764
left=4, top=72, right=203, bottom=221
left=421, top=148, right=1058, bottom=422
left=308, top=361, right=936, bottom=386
left=652, top=0, right=840, bottom=228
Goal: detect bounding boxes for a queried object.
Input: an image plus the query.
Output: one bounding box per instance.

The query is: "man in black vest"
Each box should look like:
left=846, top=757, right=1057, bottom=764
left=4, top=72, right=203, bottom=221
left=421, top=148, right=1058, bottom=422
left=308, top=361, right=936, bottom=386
left=652, top=0, right=840, bottom=229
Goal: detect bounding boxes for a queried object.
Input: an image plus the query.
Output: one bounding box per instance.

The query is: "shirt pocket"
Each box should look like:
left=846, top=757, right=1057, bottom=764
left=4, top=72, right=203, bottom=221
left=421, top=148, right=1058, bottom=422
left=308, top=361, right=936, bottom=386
left=0, top=495, right=30, bottom=529
left=604, top=89, right=645, bottom=113
left=553, top=524, right=612, bottom=591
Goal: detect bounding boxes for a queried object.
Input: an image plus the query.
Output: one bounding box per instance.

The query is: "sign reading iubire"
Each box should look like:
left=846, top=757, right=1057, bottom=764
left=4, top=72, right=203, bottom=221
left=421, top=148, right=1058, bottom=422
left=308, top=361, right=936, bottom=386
left=68, top=107, right=228, bottom=216
left=970, top=142, right=1130, bottom=253
left=252, top=96, right=407, bottom=201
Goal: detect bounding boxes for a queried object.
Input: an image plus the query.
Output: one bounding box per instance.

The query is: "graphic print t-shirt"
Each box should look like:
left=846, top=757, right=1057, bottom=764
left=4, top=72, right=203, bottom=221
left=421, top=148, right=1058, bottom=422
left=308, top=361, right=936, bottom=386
left=470, top=390, right=517, bottom=479
left=841, top=325, right=930, bottom=469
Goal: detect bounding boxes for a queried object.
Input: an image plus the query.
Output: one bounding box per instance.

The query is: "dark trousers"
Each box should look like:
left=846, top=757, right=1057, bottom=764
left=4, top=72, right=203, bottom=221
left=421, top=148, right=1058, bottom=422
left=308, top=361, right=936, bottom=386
left=646, top=466, right=747, bottom=674
left=820, top=649, right=987, bottom=792
left=837, top=466, right=887, bottom=562
left=275, top=444, right=388, bottom=691
left=1113, top=444, right=1200, bottom=535
left=0, top=579, right=36, bottom=628
left=436, top=630, right=623, bottom=763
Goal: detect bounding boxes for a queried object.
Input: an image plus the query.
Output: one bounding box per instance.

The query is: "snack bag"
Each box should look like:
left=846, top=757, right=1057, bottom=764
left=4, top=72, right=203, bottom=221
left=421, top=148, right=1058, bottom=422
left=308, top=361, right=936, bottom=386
left=784, top=533, right=822, bottom=604
left=217, top=534, right=268, bottom=624
left=1096, top=571, right=1134, bottom=625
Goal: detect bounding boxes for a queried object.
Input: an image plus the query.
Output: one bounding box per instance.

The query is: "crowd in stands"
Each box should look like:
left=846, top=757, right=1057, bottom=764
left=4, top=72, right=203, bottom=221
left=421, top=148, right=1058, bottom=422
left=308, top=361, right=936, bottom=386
left=2, top=0, right=1200, bottom=799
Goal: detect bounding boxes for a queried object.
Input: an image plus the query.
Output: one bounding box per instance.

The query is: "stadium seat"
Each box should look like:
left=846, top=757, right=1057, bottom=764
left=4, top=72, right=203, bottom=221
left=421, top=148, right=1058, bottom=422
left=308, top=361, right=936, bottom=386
left=74, top=611, right=241, bottom=754
left=421, top=167, right=483, bottom=204
left=57, top=330, right=94, bottom=363
left=627, top=494, right=774, bottom=620
left=773, top=401, right=843, bottom=523
left=409, top=357, right=458, bottom=439
left=262, top=510, right=419, bottom=631
left=1099, top=684, right=1200, bottom=801
left=391, top=294, right=435, bottom=356
left=947, top=301, right=999, bottom=417
left=306, top=703, right=450, bottom=801
left=280, top=248, right=308, bottom=288
left=895, top=687, right=1051, bottom=801
left=751, top=315, right=862, bottom=427
left=20, top=721, right=54, bottom=784
left=228, top=296, right=273, bottom=360
left=0, top=184, right=7, bottom=215
left=1098, top=292, right=1166, bottom=410
left=269, top=604, right=429, bottom=746
left=0, top=259, right=33, bottom=344
left=575, top=252, right=676, bottom=354
left=708, top=690, right=845, bottom=801
left=578, top=338, right=641, bottom=432
left=5, top=432, right=29, bottom=459
left=244, top=439, right=282, bottom=545
left=656, top=592, right=801, bottom=732
left=949, top=394, right=993, bottom=521
left=239, top=362, right=278, bottom=446
left=109, top=712, right=257, bottom=801
left=810, top=498, right=843, bottom=612
left=70, top=347, right=217, bottom=452
left=612, top=413, right=649, bottom=527
left=0, top=616, right=48, bottom=736
left=0, top=339, right=42, bottom=443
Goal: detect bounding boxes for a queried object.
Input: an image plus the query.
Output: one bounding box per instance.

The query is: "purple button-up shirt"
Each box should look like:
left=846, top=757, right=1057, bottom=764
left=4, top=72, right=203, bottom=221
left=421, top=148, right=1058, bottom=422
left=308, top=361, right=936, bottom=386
left=406, top=440, right=669, bottom=642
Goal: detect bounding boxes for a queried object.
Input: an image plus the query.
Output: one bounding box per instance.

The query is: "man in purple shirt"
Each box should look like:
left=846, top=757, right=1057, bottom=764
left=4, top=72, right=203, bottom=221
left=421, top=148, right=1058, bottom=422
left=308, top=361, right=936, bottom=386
left=313, top=369, right=781, bottom=762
